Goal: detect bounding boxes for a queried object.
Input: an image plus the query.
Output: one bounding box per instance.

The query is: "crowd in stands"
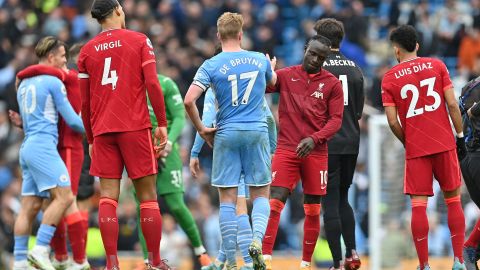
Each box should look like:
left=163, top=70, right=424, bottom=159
left=1, top=0, right=480, bottom=268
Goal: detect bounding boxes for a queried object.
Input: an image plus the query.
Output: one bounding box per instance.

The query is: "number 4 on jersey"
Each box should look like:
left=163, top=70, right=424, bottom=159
left=102, top=57, right=118, bottom=90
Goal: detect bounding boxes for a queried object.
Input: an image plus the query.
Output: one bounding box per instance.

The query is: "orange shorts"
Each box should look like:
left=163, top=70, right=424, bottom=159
left=404, top=149, right=461, bottom=196
left=90, top=128, right=157, bottom=179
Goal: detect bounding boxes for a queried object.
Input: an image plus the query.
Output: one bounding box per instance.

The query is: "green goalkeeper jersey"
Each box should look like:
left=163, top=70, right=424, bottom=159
left=147, top=74, right=185, bottom=143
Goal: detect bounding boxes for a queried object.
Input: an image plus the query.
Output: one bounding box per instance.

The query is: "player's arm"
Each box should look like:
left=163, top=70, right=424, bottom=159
left=78, top=54, right=94, bottom=144
left=356, top=73, right=365, bottom=120
left=17, top=64, right=65, bottom=81
left=445, top=88, right=464, bottom=136
left=385, top=106, right=405, bottom=144
left=265, top=105, right=277, bottom=154
left=265, top=54, right=277, bottom=87
left=164, top=77, right=185, bottom=144
left=468, top=102, right=480, bottom=118
left=51, top=81, right=85, bottom=133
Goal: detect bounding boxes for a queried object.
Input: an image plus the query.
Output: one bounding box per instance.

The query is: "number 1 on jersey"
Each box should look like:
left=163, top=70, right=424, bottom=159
left=228, top=71, right=259, bottom=106
left=339, top=75, right=348, bottom=106
left=102, top=57, right=118, bottom=90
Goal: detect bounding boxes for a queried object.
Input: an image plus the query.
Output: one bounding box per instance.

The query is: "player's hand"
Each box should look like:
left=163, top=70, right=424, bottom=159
left=89, top=144, right=93, bottom=158
left=456, top=136, right=467, bottom=161
left=189, top=157, right=201, bottom=178
left=161, top=141, right=173, bottom=157
left=296, top=137, right=315, bottom=158
left=266, top=53, right=277, bottom=71
left=154, top=126, right=168, bottom=154
left=199, top=127, right=217, bottom=148
left=8, top=110, right=22, bottom=128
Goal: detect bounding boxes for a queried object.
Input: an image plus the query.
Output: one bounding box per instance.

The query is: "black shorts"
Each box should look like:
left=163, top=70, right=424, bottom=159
left=327, top=154, right=358, bottom=190
left=461, top=151, right=480, bottom=208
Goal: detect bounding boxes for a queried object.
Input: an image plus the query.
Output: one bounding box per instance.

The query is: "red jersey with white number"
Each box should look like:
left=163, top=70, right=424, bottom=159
left=77, top=29, right=156, bottom=137
left=381, top=57, right=455, bottom=159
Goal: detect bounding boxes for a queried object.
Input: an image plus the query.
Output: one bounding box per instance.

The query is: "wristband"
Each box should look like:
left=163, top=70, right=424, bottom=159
left=457, top=132, right=464, bottom=138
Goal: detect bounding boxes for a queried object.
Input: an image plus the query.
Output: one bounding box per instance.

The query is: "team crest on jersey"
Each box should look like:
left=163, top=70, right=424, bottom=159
left=59, top=174, right=68, bottom=183
left=310, top=83, right=324, bottom=99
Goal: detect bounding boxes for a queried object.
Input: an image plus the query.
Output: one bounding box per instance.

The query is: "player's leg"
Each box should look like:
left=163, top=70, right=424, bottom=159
left=262, top=149, right=300, bottom=267
left=405, top=156, right=433, bottom=270
left=236, top=179, right=253, bottom=267
left=339, top=155, right=361, bottom=270
left=158, top=147, right=210, bottom=265
left=121, top=129, right=164, bottom=268
left=133, top=190, right=149, bottom=262
left=435, top=149, right=465, bottom=268
left=461, top=152, right=480, bottom=268
left=323, top=154, right=343, bottom=269
left=90, top=133, right=124, bottom=269
left=300, top=153, right=327, bottom=269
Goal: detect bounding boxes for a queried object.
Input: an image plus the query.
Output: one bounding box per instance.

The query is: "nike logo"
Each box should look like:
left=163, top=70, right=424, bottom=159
left=451, top=234, right=457, bottom=239
left=305, top=241, right=316, bottom=245
left=416, top=237, right=427, bottom=241
left=291, top=78, right=300, bottom=82
left=265, top=235, right=272, bottom=239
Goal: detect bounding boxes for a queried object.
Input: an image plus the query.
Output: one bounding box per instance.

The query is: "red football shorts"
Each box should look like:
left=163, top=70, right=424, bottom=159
left=271, top=148, right=328, bottom=196
left=404, top=149, right=461, bottom=196
left=59, top=146, right=84, bottom=195
left=90, top=128, right=158, bottom=180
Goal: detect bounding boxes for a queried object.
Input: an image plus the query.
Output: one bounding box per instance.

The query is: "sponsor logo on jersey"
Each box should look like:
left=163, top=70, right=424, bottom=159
left=311, top=83, right=324, bottom=99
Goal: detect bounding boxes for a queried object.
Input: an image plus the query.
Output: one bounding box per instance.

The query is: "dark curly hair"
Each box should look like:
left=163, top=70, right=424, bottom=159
left=91, top=0, right=119, bottom=23
left=304, top=34, right=332, bottom=51
left=389, top=25, right=418, bottom=52
left=314, top=18, right=344, bottom=49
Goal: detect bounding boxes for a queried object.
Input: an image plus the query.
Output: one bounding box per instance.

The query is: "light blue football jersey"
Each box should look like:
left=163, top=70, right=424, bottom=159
left=192, top=50, right=273, bottom=131
left=17, top=75, right=84, bottom=142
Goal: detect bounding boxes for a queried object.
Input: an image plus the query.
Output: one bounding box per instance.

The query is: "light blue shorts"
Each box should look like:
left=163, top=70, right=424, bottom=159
left=19, top=136, right=71, bottom=197
left=212, top=129, right=271, bottom=188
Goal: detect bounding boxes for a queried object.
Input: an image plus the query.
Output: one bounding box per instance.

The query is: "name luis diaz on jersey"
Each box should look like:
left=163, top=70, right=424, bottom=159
left=219, top=57, right=263, bottom=74
left=394, top=62, right=433, bottom=79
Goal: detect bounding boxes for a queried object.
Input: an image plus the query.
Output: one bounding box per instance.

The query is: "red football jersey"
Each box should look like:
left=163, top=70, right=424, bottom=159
left=381, top=57, right=456, bottom=159
left=78, top=29, right=156, bottom=137
left=58, top=69, right=83, bottom=148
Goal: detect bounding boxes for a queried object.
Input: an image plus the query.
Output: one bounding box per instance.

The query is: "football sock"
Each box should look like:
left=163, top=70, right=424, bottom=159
left=14, top=235, right=29, bottom=262
left=80, top=211, right=89, bottom=253
left=411, top=199, right=429, bottom=268
left=465, top=219, right=480, bottom=247
left=134, top=194, right=149, bottom=260
left=164, top=193, right=204, bottom=250
left=219, top=203, right=237, bottom=265
left=51, top=218, right=68, bottom=261
left=98, top=197, right=119, bottom=268
left=303, top=204, right=321, bottom=263
left=340, top=187, right=357, bottom=256
left=36, top=224, right=56, bottom=247
left=251, top=197, right=270, bottom=242
left=66, top=212, right=87, bottom=263
left=263, top=199, right=285, bottom=256
left=446, top=195, right=465, bottom=263
left=237, top=214, right=253, bottom=264
left=139, top=200, right=162, bottom=266
left=217, top=249, right=226, bottom=264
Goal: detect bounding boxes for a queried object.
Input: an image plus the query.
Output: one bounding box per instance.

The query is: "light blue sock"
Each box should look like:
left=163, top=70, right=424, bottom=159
left=237, top=214, right=253, bottom=264
left=14, top=235, right=29, bottom=261
left=36, top=224, right=56, bottom=246
left=217, top=249, right=226, bottom=264
left=251, top=197, right=270, bottom=242
left=219, top=203, right=237, bottom=265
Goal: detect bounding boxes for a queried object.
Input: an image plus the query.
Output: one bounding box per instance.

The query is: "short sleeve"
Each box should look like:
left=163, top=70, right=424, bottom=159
left=192, top=61, right=211, bottom=91
left=438, top=60, right=453, bottom=91
left=381, top=75, right=396, bottom=107
left=141, top=36, right=156, bottom=68
left=77, top=49, right=89, bottom=79
left=265, top=57, right=273, bottom=83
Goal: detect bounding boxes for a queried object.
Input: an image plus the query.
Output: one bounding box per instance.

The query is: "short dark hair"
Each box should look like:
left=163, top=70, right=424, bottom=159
left=91, top=0, right=119, bottom=22
left=304, top=34, right=332, bottom=51
left=69, top=43, right=84, bottom=61
left=314, top=18, right=344, bottom=48
left=35, top=36, right=66, bottom=59
left=389, top=25, right=418, bottom=52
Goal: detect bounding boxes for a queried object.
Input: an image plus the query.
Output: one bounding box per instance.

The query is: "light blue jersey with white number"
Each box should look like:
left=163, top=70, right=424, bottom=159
left=17, top=75, right=84, bottom=142
left=192, top=51, right=272, bottom=131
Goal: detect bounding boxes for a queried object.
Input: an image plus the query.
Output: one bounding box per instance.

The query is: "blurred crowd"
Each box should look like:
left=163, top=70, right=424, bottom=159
left=1, top=0, right=480, bottom=268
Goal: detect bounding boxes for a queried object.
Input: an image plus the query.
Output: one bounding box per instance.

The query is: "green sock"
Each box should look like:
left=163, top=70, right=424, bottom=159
left=133, top=191, right=149, bottom=260
left=164, top=192, right=204, bottom=250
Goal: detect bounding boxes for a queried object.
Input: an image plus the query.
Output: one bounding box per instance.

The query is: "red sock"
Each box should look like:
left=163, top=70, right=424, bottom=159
left=411, top=199, right=429, bottom=269
left=302, top=204, right=321, bottom=263
left=446, top=196, right=465, bottom=262
left=262, top=199, right=285, bottom=256
left=51, top=218, right=68, bottom=261
left=140, top=200, right=162, bottom=266
left=465, top=219, right=480, bottom=248
left=66, top=212, right=87, bottom=264
left=80, top=211, right=89, bottom=252
left=99, top=197, right=119, bottom=268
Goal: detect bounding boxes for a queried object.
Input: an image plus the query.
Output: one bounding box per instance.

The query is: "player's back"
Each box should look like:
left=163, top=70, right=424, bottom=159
left=17, top=75, right=65, bottom=141
left=78, top=29, right=153, bottom=136
left=382, top=57, right=455, bottom=158
left=194, top=50, right=272, bottom=131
